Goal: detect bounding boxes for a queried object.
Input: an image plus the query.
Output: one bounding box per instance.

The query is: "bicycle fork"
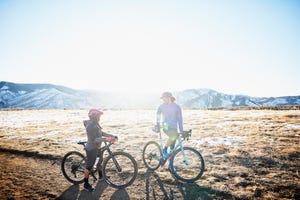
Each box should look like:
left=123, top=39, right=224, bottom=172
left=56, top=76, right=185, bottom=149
left=106, top=144, right=122, bottom=172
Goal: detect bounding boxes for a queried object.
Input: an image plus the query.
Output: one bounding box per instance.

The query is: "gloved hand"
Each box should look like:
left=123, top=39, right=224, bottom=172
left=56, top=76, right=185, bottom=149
left=152, top=124, right=160, bottom=133
left=105, top=136, right=118, bottom=143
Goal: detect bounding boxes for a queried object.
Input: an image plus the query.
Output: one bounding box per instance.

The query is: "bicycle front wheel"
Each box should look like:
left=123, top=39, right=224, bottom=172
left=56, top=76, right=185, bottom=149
left=142, top=141, right=162, bottom=170
left=61, top=151, right=86, bottom=184
left=102, top=152, right=138, bottom=189
left=169, top=147, right=205, bottom=183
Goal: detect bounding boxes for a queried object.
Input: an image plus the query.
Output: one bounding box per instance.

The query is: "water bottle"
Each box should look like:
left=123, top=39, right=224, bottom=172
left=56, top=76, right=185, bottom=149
left=93, top=157, right=100, bottom=171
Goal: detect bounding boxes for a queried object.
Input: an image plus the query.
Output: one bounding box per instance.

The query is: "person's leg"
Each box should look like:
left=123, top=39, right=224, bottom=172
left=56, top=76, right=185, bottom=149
left=170, top=140, right=176, bottom=151
left=170, top=132, right=178, bottom=149
left=84, top=149, right=97, bottom=191
left=166, top=134, right=178, bottom=151
left=84, top=169, right=90, bottom=184
left=167, top=129, right=178, bottom=147
left=163, top=129, right=178, bottom=158
left=97, top=149, right=103, bottom=180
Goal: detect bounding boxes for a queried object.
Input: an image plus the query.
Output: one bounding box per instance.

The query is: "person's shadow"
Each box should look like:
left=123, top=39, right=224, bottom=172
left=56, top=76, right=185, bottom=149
left=77, top=180, right=108, bottom=200
left=56, top=184, right=80, bottom=200
left=176, top=181, right=235, bottom=200
left=56, top=180, right=130, bottom=200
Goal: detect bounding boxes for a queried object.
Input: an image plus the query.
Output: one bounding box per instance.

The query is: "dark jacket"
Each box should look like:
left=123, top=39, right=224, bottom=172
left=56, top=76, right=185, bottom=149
left=84, top=120, right=103, bottom=151
left=84, top=120, right=114, bottom=151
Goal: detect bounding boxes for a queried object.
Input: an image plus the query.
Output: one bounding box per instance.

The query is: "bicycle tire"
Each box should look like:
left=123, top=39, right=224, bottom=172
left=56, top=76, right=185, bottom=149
left=142, top=141, right=162, bottom=171
left=61, top=151, right=86, bottom=184
left=102, top=151, right=138, bottom=189
left=169, top=147, right=205, bottom=183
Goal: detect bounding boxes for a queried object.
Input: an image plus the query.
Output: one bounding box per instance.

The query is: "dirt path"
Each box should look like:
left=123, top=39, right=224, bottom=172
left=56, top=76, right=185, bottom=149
left=1, top=145, right=299, bottom=200
left=0, top=150, right=231, bottom=200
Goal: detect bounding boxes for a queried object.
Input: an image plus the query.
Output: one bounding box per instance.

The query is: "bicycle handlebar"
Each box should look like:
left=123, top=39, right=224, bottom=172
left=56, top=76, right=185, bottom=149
left=152, top=126, right=192, bottom=140
left=77, top=139, right=116, bottom=147
left=180, top=129, right=192, bottom=140
left=77, top=141, right=87, bottom=146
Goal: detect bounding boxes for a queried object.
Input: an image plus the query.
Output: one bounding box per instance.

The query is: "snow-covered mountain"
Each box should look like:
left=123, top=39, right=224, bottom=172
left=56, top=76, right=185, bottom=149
left=174, top=89, right=300, bottom=108
left=0, top=81, right=157, bottom=109
left=0, top=81, right=92, bottom=108
left=0, top=81, right=299, bottom=109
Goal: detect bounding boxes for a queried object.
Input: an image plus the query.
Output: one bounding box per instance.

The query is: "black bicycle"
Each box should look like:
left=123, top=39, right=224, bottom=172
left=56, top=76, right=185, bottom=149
left=61, top=141, right=138, bottom=189
left=142, top=128, right=205, bottom=183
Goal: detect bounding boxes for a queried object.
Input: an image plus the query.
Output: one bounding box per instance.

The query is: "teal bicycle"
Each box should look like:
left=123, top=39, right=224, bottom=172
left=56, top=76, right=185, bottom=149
left=142, top=128, right=205, bottom=183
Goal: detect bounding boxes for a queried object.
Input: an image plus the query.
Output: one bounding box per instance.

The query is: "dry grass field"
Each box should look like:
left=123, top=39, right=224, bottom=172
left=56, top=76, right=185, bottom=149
left=0, top=108, right=299, bottom=200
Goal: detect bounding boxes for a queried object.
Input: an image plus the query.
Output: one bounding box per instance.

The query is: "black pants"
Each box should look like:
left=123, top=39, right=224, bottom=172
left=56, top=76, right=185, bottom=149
left=85, top=148, right=102, bottom=171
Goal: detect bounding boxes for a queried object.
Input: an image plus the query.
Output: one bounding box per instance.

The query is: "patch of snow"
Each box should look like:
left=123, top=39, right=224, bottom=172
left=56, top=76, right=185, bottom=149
left=0, top=85, right=9, bottom=90
left=218, top=121, right=263, bottom=126
left=63, top=137, right=87, bottom=143
left=263, top=98, right=287, bottom=106
left=18, top=90, right=27, bottom=95
left=191, top=136, right=246, bottom=146
left=25, top=131, right=63, bottom=139
left=286, top=124, right=300, bottom=129
left=221, top=99, right=233, bottom=107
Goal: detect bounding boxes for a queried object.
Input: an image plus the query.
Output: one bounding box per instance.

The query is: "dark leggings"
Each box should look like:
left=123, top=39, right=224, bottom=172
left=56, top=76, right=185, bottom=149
left=85, top=149, right=102, bottom=171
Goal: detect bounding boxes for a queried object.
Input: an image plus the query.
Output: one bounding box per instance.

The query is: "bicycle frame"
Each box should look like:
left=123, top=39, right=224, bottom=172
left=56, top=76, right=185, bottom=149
left=62, top=140, right=138, bottom=188
left=157, top=130, right=191, bottom=165
left=85, top=141, right=123, bottom=183
left=143, top=128, right=204, bottom=182
left=102, top=141, right=122, bottom=172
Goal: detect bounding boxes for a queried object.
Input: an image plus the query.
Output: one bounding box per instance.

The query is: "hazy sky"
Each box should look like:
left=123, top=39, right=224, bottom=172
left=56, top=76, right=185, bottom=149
left=0, top=0, right=299, bottom=97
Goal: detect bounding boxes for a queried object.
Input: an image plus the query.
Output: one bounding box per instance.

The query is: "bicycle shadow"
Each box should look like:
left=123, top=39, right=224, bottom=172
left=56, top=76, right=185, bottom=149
left=57, top=180, right=130, bottom=200
left=145, top=169, right=234, bottom=200
left=176, top=181, right=234, bottom=200
left=145, top=169, right=170, bottom=200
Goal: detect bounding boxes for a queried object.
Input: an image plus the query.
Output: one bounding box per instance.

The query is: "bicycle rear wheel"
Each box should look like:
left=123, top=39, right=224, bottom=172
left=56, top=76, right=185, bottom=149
left=61, top=151, right=86, bottom=184
left=169, top=147, right=204, bottom=183
left=102, top=152, right=138, bottom=189
left=142, top=141, right=162, bottom=170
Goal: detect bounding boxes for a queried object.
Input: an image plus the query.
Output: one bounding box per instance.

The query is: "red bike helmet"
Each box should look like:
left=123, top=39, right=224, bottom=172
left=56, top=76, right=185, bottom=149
left=88, top=109, right=103, bottom=119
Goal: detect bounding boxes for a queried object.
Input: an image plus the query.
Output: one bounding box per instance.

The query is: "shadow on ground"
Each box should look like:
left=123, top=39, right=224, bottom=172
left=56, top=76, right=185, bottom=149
left=144, top=169, right=234, bottom=200
left=56, top=169, right=234, bottom=200
left=56, top=180, right=129, bottom=200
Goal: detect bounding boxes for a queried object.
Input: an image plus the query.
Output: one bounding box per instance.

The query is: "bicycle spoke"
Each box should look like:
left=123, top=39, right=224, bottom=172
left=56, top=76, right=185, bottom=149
left=142, top=141, right=161, bottom=170
left=61, top=151, right=86, bottom=184
left=103, top=152, right=137, bottom=189
left=170, top=147, right=204, bottom=182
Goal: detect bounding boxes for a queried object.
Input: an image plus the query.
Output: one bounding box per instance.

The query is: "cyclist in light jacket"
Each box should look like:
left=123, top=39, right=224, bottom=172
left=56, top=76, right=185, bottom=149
left=156, top=92, right=183, bottom=159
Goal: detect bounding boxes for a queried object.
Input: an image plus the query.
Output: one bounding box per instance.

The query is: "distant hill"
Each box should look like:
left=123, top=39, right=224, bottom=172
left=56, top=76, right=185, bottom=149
left=174, top=89, right=300, bottom=108
left=0, top=81, right=299, bottom=109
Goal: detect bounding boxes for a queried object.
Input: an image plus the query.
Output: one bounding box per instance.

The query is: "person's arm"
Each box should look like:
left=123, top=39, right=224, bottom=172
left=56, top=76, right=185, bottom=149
left=87, top=125, right=105, bottom=143
left=177, top=106, right=184, bottom=132
left=102, top=131, right=116, bottom=138
left=101, top=131, right=118, bottom=143
left=156, top=106, right=162, bottom=126
left=95, top=138, right=104, bottom=143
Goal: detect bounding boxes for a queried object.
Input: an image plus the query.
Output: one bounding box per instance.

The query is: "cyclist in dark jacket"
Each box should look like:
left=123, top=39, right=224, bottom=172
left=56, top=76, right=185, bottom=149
left=156, top=92, right=183, bottom=159
left=83, top=109, right=117, bottom=192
